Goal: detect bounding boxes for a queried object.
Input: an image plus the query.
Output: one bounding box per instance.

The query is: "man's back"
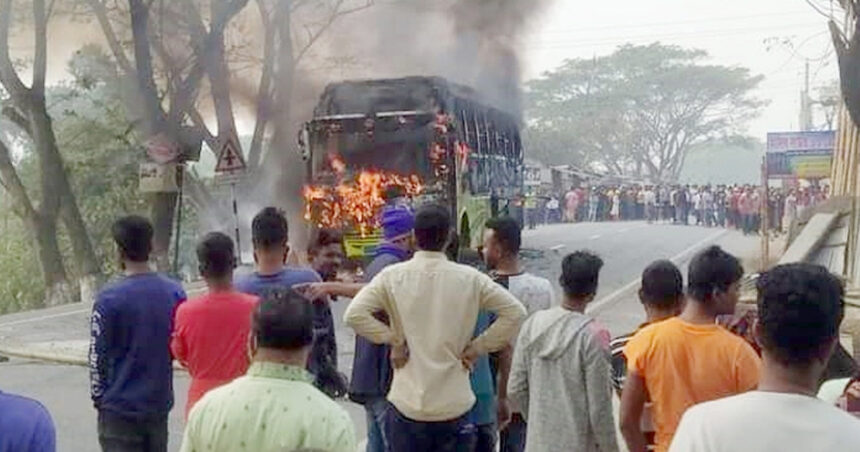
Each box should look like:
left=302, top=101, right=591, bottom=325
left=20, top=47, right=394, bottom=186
left=235, top=267, right=321, bottom=295
left=171, top=291, right=258, bottom=413
left=624, top=317, right=760, bottom=452
left=509, top=307, right=617, bottom=452
left=494, top=272, right=554, bottom=316
left=670, top=391, right=860, bottom=452
left=181, top=362, right=355, bottom=452
left=90, top=273, right=186, bottom=419
left=0, top=391, right=55, bottom=452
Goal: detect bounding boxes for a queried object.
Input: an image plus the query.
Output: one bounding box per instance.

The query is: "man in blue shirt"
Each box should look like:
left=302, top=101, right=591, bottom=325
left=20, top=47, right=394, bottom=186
left=0, top=390, right=56, bottom=452
left=89, top=215, right=186, bottom=452
left=235, top=207, right=324, bottom=384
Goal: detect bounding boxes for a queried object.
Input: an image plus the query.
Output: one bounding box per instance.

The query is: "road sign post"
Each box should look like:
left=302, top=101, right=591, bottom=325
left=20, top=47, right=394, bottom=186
left=215, top=136, right=247, bottom=261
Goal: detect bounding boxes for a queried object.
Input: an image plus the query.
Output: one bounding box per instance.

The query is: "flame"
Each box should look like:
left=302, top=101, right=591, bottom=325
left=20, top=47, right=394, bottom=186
left=304, top=155, right=423, bottom=235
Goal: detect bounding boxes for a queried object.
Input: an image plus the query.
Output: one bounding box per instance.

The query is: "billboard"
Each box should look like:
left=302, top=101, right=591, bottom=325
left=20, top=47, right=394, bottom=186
left=766, top=131, right=835, bottom=179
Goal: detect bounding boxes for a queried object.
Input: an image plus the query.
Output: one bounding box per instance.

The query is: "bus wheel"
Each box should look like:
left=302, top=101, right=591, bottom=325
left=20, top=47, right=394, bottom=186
left=460, top=215, right=471, bottom=249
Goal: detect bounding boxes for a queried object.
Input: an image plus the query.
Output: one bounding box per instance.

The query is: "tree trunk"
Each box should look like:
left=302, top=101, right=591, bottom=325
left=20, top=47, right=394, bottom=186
left=151, top=192, right=178, bottom=271
left=31, top=214, right=72, bottom=307
left=30, top=99, right=103, bottom=302
left=130, top=0, right=175, bottom=271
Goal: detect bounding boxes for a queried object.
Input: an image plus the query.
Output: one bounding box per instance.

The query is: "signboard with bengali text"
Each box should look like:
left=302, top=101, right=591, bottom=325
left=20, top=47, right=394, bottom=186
left=766, top=131, right=835, bottom=180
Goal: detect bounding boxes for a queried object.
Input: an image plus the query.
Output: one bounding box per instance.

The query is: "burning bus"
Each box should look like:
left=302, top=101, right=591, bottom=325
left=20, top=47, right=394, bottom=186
left=299, top=76, right=524, bottom=259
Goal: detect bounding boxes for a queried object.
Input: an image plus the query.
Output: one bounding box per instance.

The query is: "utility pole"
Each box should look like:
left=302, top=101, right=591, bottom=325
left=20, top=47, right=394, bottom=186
left=800, top=59, right=814, bottom=131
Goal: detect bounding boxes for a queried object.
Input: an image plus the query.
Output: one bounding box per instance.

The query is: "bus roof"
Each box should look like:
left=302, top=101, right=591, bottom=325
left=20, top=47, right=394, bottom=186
left=313, top=76, right=518, bottom=126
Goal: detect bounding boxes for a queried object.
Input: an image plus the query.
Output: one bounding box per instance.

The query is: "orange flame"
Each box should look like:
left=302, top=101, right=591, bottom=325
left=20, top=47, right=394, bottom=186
left=304, top=155, right=423, bottom=235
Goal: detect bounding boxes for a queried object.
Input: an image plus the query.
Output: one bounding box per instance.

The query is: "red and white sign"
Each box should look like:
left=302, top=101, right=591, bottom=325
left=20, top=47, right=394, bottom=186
left=215, top=136, right=246, bottom=173
left=144, top=133, right=180, bottom=164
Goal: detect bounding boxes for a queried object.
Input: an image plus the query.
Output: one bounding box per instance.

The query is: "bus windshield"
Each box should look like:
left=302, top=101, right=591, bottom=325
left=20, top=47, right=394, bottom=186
left=309, top=115, right=439, bottom=184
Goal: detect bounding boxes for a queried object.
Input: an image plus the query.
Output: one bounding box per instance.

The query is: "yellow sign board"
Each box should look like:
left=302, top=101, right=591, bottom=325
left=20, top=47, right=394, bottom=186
left=343, top=233, right=383, bottom=258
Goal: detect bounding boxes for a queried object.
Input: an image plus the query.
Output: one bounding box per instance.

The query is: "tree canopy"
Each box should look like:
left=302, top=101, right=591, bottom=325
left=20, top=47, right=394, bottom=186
left=525, top=43, right=765, bottom=182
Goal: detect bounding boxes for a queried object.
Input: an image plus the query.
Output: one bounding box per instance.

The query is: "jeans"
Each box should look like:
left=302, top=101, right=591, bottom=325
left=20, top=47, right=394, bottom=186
left=97, top=411, right=168, bottom=452
left=385, top=403, right=469, bottom=452
left=499, top=414, right=527, bottom=452
left=364, top=398, right=389, bottom=452
left=464, top=423, right=496, bottom=452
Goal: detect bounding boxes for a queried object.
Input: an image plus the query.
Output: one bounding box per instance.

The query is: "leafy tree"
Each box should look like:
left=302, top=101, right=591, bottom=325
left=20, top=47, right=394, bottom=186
left=0, top=0, right=102, bottom=306
left=79, top=0, right=374, bottom=269
left=525, top=43, right=765, bottom=182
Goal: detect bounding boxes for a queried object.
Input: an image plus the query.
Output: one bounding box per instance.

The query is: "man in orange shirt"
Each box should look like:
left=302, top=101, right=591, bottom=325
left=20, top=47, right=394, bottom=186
left=620, top=246, right=760, bottom=452
left=171, top=232, right=258, bottom=416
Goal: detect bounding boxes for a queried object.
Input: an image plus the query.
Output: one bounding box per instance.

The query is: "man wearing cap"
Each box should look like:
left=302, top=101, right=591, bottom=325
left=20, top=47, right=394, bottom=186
left=296, top=206, right=416, bottom=452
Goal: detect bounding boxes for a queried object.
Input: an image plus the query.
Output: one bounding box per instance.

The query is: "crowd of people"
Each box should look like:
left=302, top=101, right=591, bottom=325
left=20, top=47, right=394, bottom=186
left=2, top=200, right=860, bottom=452
left=527, top=184, right=830, bottom=234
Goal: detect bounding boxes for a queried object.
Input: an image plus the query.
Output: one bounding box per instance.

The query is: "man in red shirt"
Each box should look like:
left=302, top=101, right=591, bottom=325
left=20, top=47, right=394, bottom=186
left=171, top=232, right=258, bottom=416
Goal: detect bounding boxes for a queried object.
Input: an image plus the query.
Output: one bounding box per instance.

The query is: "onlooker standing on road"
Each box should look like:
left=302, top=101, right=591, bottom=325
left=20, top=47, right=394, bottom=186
left=235, top=207, right=326, bottom=387
left=171, top=232, right=258, bottom=416
left=508, top=251, right=618, bottom=452
left=670, top=263, right=860, bottom=451
left=620, top=246, right=760, bottom=452
left=180, top=289, right=356, bottom=452
left=306, top=228, right=349, bottom=398
left=483, top=216, right=555, bottom=452
left=0, top=390, right=56, bottom=452
left=344, top=205, right=526, bottom=452
left=564, top=187, right=579, bottom=223
left=296, top=207, right=416, bottom=452
left=348, top=206, right=414, bottom=452
left=609, top=260, right=685, bottom=450
left=89, top=216, right=186, bottom=452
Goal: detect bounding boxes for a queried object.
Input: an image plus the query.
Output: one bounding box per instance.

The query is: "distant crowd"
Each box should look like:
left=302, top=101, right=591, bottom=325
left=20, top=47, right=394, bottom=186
left=525, top=184, right=830, bottom=234
left=3, top=201, right=860, bottom=452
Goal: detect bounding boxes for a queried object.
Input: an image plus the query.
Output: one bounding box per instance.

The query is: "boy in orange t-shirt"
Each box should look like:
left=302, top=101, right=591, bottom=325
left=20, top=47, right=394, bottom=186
left=620, top=246, right=761, bottom=452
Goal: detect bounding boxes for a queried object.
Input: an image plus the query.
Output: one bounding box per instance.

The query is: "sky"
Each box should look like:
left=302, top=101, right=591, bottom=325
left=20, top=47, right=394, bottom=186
left=521, top=0, right=838, bottom=139
left=7, top=0, right=839, bottom=143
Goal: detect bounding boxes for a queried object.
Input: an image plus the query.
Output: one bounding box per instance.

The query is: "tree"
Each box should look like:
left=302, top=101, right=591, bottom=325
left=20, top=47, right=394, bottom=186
left=0, top=0, right=102, bottom=306
left=80, top=0, right=373, bottom=269
left=525, top=43, right=765, bottom=182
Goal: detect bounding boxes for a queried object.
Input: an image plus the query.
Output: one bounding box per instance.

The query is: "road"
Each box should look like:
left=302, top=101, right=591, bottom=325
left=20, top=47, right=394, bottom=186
left=0, top=221, right=748, bottom=452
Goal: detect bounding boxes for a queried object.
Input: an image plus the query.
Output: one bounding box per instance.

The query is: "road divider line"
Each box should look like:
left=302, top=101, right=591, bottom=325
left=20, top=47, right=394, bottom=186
left=587, top=229, right=729, bottom=314
left=589, top=234, right=602, bottom=240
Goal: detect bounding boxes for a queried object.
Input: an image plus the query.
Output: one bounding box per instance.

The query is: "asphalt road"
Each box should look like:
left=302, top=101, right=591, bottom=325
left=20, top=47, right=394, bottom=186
left=0, top=221, right=741, bottom=452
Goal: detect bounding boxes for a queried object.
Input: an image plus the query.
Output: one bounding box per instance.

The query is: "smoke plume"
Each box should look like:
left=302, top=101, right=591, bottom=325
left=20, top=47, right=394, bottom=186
left=315, top=0, right=553, bottom=118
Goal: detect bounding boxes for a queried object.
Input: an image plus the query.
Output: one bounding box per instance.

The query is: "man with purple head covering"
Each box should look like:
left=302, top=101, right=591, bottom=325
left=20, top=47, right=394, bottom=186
left=349, top=205, right=415, bottom=452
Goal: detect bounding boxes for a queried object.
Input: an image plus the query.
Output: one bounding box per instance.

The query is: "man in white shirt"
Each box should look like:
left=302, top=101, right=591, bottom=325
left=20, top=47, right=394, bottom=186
left=344, top=205, right=526, bottom=452
left=670, top=263, right=860, bottom=452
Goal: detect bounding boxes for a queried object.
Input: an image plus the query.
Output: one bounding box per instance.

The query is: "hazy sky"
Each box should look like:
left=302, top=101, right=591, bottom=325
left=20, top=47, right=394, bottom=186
left=522, top=0, right=837, bottom=139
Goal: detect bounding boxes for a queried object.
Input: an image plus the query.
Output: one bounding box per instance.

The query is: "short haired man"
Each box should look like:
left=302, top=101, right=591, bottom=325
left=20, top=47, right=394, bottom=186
left=483, top=216, right=554, bottom=452
left=345, top=205, right=526, bottom=452
left=89, top=216, right=186, bottom=452
left=306, top=228, right=348, bottom=398
left=508, top=251, right=618, bottom=452
left=610, top=260, right=685, bottom=393
left=235, top=208, right=325, bottom=386
left=609, top=260, right=685, bottom=450
left=171, top=232, right=258, bottom=416
left=620, top=246, right=760, bottom=452
left=180, top=289, right=356, bottom=452
left=295, top=207, right=416, bottom=452
left=0, top=390, right=56, bottom=452
left=670, top=263, right=860, bottom=451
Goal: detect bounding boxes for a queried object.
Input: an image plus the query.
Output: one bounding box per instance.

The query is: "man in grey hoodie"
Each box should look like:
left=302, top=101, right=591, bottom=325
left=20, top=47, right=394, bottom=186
left=508, top=251, right=618, bottom=452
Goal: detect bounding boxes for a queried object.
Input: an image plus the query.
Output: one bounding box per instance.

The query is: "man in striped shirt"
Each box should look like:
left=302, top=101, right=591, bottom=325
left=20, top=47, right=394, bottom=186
left=610, top=260, right=685, bottom=450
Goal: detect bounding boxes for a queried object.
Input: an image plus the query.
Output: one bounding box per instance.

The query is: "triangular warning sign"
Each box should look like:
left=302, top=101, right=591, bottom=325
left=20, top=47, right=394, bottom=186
left=215, top=137, right=246, bottom=173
